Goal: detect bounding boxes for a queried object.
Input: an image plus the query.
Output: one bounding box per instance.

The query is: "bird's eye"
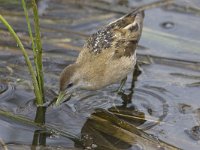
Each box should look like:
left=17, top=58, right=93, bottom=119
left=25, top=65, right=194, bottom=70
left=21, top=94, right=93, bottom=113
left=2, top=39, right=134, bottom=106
left=67, top=83, right=73, bottom=88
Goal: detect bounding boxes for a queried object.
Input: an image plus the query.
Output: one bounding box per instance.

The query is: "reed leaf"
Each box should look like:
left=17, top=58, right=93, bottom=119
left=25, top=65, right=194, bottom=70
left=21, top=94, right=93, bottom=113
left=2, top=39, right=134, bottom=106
left=31, top=0, right=44, bottom=101
left=0, top=15, right=43, bottom=104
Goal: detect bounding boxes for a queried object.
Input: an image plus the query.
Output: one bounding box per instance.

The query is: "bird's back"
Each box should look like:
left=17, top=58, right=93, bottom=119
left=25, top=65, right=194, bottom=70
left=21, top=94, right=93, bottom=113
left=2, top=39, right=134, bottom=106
left=77, top=10, right=144, bottom=64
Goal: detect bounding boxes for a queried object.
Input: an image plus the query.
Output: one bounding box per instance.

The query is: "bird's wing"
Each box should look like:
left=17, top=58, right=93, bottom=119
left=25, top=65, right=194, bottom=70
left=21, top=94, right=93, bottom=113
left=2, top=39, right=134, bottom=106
left=81, top=11, right=144, bottom=60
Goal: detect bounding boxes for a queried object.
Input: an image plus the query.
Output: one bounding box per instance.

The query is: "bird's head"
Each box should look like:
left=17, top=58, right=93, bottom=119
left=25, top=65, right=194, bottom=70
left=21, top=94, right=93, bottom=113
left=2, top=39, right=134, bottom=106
left=56, top=63, right=81, bottom=105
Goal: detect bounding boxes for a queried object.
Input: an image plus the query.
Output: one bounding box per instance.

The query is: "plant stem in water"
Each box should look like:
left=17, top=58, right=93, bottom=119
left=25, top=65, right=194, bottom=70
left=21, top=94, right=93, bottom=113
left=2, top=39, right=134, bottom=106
left=31, top=0, right=44, bottom=101
left=0, top=15, right=43, bottom=105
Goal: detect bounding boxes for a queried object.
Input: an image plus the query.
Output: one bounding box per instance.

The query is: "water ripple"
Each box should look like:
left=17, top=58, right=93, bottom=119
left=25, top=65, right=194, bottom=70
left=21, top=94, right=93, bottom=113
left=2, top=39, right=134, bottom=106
left=0, top=83, right=15, bottom=102
left=0, top=83, right=8, bottom=94
left=69, top=87, right=169, bottom=130
left=133, top=88, right=168, bottom=130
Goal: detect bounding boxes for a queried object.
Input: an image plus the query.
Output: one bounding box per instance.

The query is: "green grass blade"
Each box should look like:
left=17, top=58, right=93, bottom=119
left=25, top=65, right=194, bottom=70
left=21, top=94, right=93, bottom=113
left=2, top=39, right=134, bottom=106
left=0, top=15, right=43, bottom=105
left=21, top=0, right=38, bottom=72
left=21, top=0, right=36, bottom=54
left=21, top=0, right=43, bottom=105
left=31, top=0, right=44, bottom=100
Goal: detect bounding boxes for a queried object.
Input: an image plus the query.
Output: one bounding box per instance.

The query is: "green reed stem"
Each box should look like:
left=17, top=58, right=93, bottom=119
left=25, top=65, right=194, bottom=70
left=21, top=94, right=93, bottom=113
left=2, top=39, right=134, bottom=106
left=21, top=0, right=36, bottom=54
left=31, top=0, right=44, bottom=100
left=21, top=0, right=44, bottom=105
left=21, top=0, right=37, bottom=74
left=0, top=15, right=43, bottom=105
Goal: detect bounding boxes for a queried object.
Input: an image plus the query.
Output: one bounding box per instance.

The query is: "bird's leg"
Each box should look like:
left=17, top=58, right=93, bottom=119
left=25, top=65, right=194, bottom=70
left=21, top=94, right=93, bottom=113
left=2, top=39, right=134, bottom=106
left=130, top=63, right=142, bottom=91
left=117, top=76, right=127, bottom=94
left=121, top=63, right=142, bottom=106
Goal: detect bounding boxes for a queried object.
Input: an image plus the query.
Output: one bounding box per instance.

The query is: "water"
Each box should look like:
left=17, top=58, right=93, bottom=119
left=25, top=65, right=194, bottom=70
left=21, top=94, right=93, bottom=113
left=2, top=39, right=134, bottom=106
left=0, top=0, right=200, bottom=149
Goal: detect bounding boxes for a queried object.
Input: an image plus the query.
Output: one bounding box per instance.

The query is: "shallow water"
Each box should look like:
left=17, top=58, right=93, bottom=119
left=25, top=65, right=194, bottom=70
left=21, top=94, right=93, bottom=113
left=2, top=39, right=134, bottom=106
left=0, top=0, right=200, bottom=149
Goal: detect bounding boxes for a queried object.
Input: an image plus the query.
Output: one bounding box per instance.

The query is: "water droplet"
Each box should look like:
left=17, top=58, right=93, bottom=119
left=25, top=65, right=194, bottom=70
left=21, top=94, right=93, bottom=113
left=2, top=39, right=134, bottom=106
left=178, top=103, right=193, bottom=114
left=16, top=78, right=21, bottom=82
left=185, top=126, right=200, bottom=141
left=161, top=21, right=175, bottom=29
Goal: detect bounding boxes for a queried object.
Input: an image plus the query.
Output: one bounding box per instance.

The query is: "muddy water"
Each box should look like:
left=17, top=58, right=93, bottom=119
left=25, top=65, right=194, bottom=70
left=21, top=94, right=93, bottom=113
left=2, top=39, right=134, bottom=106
left=0, top=0, right=200, bottom=149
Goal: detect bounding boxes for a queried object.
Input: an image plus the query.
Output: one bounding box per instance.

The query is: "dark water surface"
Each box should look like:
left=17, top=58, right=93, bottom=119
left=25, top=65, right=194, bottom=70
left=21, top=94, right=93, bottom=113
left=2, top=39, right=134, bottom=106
left=0, top=0, right=200, bottom=149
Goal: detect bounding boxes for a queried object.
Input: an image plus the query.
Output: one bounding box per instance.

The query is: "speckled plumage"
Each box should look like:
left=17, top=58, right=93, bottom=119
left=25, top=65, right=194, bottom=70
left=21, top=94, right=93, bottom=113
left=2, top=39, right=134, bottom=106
left=58, top=10, right=144, bottom=101
left=86, top=28, right=113, bottom=54
left=84, top=11, right=144, bottom=56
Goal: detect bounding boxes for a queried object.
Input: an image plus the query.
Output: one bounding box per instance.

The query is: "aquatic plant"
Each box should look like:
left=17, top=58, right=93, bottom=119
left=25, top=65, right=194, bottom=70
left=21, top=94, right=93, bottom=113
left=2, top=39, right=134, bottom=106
left=0, top=0, right=44, bottom=105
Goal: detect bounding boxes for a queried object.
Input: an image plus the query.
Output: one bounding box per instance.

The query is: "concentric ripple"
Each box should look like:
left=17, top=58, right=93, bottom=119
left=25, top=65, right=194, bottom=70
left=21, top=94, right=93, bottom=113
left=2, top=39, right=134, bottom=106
left=68, top=87, right=168, bottom=130
left=0, top=83, right=15, bottom=102
left=70, top=90, right=121, bottom=114
left=132, top=88, right=168, bottom=130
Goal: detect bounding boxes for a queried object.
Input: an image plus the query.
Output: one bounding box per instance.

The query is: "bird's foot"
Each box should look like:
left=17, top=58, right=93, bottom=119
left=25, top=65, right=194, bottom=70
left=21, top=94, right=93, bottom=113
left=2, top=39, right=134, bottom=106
left=117, top=76, right=127, bottom=94
left=111, top=85, right=125, bottom=95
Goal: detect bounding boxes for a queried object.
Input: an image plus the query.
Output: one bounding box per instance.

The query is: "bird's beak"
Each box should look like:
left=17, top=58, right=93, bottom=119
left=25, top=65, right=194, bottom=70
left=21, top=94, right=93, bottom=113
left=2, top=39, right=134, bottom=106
left=55, top=91, right=71, bottom=106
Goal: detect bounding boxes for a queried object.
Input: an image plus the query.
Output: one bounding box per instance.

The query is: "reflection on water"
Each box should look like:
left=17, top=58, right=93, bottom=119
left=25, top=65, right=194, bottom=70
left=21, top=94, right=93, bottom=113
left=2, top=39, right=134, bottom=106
left=0, top=0, right=200, bottom=149
left=80, top=108, right=179, bottom=150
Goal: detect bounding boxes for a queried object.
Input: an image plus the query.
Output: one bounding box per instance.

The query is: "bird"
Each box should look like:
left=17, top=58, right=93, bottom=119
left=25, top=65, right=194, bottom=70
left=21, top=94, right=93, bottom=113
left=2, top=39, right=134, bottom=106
left=55, top=9, right=144, bottom=105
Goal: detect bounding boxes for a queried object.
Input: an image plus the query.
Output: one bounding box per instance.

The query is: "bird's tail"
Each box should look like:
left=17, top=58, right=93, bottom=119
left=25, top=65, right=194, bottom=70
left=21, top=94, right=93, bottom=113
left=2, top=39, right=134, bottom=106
left=108, top=0, right=173, bottom=29
left=125, top=0, right=174, bottom=17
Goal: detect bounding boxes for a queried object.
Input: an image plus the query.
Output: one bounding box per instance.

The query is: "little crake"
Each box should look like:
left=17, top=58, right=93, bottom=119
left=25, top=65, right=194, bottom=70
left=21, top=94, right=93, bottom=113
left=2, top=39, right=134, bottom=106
left=56, top=10, right=144, bottom=105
